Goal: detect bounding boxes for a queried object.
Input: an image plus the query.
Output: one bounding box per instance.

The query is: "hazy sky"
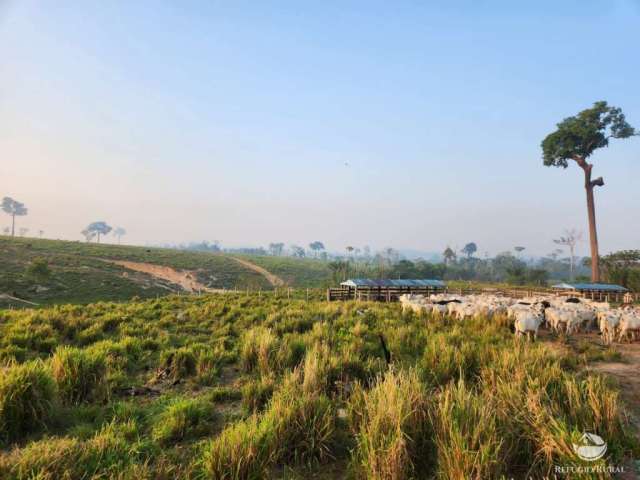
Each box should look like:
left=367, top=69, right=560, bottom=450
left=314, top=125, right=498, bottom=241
left=1, top=1, right=639, bottom=256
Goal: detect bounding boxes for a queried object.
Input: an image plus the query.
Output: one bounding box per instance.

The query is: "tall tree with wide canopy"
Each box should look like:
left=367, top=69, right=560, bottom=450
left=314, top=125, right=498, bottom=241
left=443, top=246, right=456, bottom=265
left=308, top=241, right=325, bottom=258
left=461, top=242, right=477, bottom=259
left=542, top=101, right=636, bottom=282
left=1, top=197, right=28, bottom=237
left=82, top=221, right=112, bottom=243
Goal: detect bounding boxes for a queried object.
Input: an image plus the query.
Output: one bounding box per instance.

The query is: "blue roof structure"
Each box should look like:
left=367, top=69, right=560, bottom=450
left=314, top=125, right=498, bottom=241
left=340, top=279, right=446, bottom=288
left=552, top=282, right=628, bottom=292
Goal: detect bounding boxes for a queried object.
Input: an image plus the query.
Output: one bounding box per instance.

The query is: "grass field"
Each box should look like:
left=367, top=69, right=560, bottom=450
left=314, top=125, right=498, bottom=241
left=0, top=237, right=276, bottom=307
left=0, top=293, right=636, bottom=479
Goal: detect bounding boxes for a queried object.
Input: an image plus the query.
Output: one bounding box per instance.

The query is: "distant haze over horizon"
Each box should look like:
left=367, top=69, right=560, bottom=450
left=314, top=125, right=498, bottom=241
left=1, top=1, right=639, bottom=257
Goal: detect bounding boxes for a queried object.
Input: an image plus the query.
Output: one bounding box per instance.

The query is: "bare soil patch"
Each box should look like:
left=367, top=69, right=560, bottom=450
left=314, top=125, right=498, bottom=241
left=103, top=259, right=226, bottom=293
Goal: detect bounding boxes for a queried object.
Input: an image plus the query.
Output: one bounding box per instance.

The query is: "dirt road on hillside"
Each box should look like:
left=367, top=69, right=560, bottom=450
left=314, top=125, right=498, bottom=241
left=103, top=260, right=225, bottom=293
left=0, top=293, right=40, bottom=306
left=230, top=257, right=285, bottom=287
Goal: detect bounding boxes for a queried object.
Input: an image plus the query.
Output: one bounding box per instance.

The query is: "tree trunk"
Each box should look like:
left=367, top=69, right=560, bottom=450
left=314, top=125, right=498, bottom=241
left=582, top=164, right=601, bottom=282
left=11, top=214, right=15, bottom=237
left=569, top=244, right=575, bottom=281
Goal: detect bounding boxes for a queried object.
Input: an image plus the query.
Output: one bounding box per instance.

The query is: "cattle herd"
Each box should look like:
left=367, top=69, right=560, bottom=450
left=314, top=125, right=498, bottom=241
left=399, top=293, right=640, bottom=344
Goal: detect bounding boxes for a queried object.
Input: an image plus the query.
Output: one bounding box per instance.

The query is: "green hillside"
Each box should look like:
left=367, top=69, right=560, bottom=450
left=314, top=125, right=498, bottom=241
left=240, top=255, right=332, bottom=288
left=0, top=237, right=271, bottom=307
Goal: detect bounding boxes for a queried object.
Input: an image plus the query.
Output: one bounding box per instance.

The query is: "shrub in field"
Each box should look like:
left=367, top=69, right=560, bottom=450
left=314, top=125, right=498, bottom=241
left=349, top=368, right=431, bottom=480
left=240, top=327, right=278, bottom=374
left=25, top=257, right=51, bottom=282
left=0, top=361, right=56, bottom=445
left=160, top=347, right=197, bottom=380
left=431, top=379, right=503, bottom=479
left=152, top=397, right=217, bottom=445
left=51, top=346, right=109, bottom=404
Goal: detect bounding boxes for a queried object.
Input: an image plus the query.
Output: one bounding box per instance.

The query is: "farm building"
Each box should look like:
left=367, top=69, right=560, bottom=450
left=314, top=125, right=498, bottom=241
left=328, top=278, right=446, bottom=302
left=552, top=282, right=629, bottom=301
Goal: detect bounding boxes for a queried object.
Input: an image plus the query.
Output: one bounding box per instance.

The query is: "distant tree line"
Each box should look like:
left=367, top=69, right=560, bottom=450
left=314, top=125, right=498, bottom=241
left=600, top=250, right=640, bottom=292
left=325, top=251, right=563, bottom=286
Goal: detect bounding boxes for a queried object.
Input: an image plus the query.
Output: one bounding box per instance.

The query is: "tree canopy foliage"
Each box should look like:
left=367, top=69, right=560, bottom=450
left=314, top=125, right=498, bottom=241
left=82, top=222, right=112, bottom=243
left=1, top=197, right=28, bottom=237
left=461, top=242, right=477, bottom=259
left=601, top=250, right=640, bottom=292
left=542, top=101, right=636, bottom=167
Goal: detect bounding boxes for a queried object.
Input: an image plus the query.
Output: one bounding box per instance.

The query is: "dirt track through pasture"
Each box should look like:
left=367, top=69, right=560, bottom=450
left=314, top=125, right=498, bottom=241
left=229, top=257, right=285, bottom=287
left=104, top=260, right=224, bottom=293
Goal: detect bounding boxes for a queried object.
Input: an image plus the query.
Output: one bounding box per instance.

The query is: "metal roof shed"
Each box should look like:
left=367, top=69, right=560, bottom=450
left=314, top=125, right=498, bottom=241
left=552, top=282, right=628, bottom=292
left=552, top=282, right=629, bottom=301
left=340, top=279, right=446, bottom=288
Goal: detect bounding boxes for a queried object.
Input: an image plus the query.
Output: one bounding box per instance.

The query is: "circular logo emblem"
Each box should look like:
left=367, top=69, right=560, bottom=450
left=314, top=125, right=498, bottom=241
left=572, top=432, right=607, bottom=461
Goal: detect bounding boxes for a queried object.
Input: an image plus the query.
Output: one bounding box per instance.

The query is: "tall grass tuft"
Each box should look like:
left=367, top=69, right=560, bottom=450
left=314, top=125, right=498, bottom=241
left=265, top=371, right=336, bottom=465
left=431, top=379, right=503, bottom=479
left=200, top=414, right=267, bottom=480
left=301, top=342, right=331, bottom=395
left=160, top=347, right=197, bottom=380
left=51, top=346, right=109, bottom=404
left=152, top=397, right=217, bottom=445
left=0, top=361, right=56, bottom=445
left=240, top=327, right=278, bottom=375
left=241, top=375, right=275, bottom=413
left=349, top=368, right=431, bottom=480
left=201, top=367, right=336, bottom=479
left=0, top=420, right=142, bottom=479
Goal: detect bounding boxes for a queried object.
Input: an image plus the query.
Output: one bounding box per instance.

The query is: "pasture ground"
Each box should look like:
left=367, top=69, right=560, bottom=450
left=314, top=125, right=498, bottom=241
left=0, top=294, right=638, bottom=479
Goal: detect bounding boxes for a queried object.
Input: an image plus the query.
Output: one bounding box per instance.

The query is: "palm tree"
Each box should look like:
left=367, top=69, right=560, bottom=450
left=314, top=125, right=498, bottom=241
left=443, top=247, right=456, bottom=265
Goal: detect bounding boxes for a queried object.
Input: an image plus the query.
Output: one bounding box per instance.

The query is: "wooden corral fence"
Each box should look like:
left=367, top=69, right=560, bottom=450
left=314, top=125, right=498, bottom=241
left=327, top=285, right=445, bottom=302
left=327, top=286, right=640, bottom=303
left=450, top=287, right=637, bottom=303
